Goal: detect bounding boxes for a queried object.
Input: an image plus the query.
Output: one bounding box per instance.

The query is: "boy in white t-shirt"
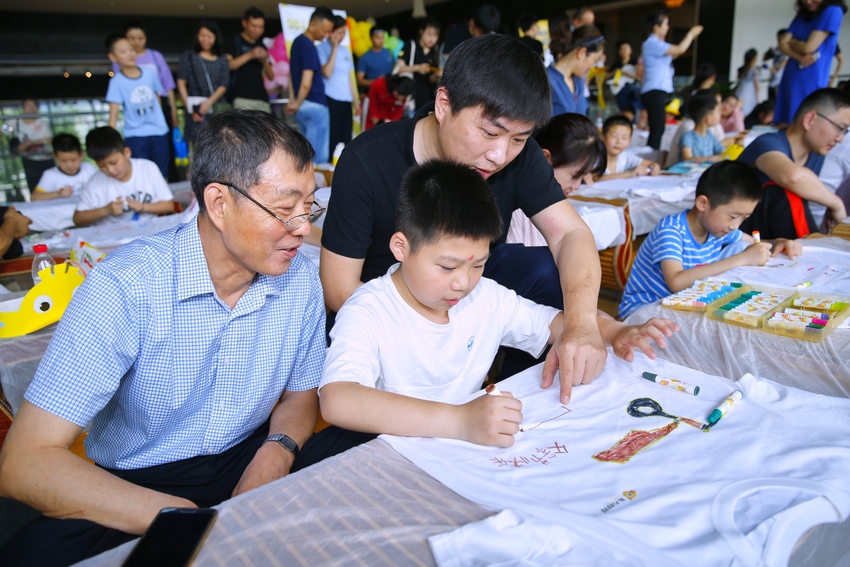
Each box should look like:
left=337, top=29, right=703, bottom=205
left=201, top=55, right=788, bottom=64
left=31, top=133, right=97, bottom=201
left=292, top=160, right=678, bottom=469
left=598, top=115, right=660, bottom=181
left=73, top=126, right=174, bottom=227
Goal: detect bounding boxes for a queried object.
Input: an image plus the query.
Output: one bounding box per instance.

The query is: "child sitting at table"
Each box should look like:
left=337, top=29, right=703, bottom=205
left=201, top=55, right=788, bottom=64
left=295, top=159, right=678, bottom=466
left=507, top=113, right=606, bottom=247
left=30, top=134, right=97, bottom=201
left=73, top=126, right=174, bottom=227
left=679, top=93, right=725, bottom=162
left=619, top=161, right=802, bottom=318
left=598, top=115, right=661, bottom=181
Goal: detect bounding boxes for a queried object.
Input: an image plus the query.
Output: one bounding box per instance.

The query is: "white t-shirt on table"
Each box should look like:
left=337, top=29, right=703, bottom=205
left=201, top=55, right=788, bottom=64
left=76, top=158, right=173, bottom=226
left=320, top=264, right=559, bottom=404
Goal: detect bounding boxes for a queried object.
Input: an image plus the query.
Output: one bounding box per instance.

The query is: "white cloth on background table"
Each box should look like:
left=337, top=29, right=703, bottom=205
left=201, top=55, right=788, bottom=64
left=13, top=196, right=81, bottom=232
left=507, top=203, right=626, bottom=250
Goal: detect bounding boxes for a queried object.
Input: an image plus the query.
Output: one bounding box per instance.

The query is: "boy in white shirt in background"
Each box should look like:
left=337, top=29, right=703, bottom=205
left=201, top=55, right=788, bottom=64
left=598, top=115, right=661, bottom=181
left=31, top=133, right=97, bottom=201
left=73, top=126, right=174, bottom=227
left=293, top=159, right=677, bottom=467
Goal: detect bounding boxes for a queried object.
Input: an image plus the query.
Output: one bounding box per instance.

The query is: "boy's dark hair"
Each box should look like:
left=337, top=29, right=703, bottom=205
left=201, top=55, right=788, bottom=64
left=617, top=39, right=631, bottom=50
left=687, top=93, right=719, bottom=124
left=792, top=87, right=850, bottom=122
left=370, top=26, right=385, bottom=38
left=193, top=19, right=224, bottom=56
left=535, top=113, right=607, bottom=177
left=52, top=133, right=82, bottom=154
left=396, top=159, right=503, bottom=251
left=472, top=5, right=501, bottom=34
left=332, top=15, right=347, bottom=30
left=602, top=114, right=633, bottom=135
left=243, top=6, right=265, bottom=20
left=85, top=126, right=126, bottom=161
left=419, top=16, right=441, bottom=33
left=191, top=110, right=313, bottom=214
left=696, top=161, right=762, bottom=207
left=387, top=74, right=415, bottom=96
left=438, top=34, right=551, bottom=129
left=310, top=7, right=335, bottom=24
left=105, top=33, right=128, bottom=52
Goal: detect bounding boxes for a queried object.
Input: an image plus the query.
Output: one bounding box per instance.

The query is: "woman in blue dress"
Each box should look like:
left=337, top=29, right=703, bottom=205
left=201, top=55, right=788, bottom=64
left=775, top=0, right=847, bottom=124
left=546, top=22, right=605, bottom=117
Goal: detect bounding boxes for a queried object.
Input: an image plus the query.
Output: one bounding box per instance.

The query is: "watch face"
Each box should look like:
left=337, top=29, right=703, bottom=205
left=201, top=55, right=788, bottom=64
left=267, top=434, right=299, bottom=456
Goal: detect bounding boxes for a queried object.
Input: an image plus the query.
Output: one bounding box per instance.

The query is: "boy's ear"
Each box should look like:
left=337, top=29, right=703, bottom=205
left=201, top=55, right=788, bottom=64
left=541, top=148, right=552, bottom=164
left=389, top=232, right=409, bottom=263
left=107, top=52, right=117, bottom=64
left=123, top=147, right=132, bottom=159
left=694, top=195, right=711, bottom=212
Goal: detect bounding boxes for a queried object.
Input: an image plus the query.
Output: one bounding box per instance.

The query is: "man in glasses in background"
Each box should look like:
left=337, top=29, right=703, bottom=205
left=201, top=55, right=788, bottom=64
left=0, top=110, right=327, bottom=566
left=739, top=87, right=850, bottom=239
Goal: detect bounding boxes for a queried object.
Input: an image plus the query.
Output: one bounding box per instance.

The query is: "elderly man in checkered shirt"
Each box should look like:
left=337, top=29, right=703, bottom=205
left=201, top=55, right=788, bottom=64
left=0, top=110, right=327, bottom=566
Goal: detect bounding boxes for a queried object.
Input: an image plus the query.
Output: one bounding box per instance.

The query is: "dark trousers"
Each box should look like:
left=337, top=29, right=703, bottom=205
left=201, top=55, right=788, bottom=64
left=641, top=90, right=670, bottom=150
left=483, top=243, right=563, bottom=380
left=292, top=425, right=378, bottom=471
left=125, top=133, right=170, bottom=180
left=0, top=422, right=269, bottom=567
left=327, top=96, right=353, bottom=159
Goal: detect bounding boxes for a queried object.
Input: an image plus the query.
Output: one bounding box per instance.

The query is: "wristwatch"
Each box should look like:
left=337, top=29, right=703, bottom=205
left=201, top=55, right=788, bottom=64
left=264, top=434, right=300, bottom=459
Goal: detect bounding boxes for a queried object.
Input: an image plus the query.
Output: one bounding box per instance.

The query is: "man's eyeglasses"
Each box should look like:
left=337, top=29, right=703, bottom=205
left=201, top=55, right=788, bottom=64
left=816, top=112, right=850, bottom=137
left=217, top=182, right=326, bottom=232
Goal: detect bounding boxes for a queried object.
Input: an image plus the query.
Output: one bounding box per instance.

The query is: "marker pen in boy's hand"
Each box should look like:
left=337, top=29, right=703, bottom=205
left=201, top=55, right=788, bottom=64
left=486, top=384, right=524, bottom=432
left=752, top=231, right=760, bottom=243
left=702, top=390, right=743, bottom=431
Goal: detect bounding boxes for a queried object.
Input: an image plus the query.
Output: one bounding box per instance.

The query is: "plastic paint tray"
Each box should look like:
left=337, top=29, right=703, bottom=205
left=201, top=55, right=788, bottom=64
left=661, top=281, right=747, bottom=312
left=761, top=292, right=850, bottom=342
left=707, top=285, right=795, bottom=330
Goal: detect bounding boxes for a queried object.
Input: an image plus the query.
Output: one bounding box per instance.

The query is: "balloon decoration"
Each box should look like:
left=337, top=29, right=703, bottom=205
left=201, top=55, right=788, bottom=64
left=264, top=32, right=291, bottom=96
left=347, top=17, right=402, bottom=58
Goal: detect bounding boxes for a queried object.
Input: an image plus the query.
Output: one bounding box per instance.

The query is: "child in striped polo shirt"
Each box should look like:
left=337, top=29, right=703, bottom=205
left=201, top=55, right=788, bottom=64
left=619, top=161, right=802, bottom=319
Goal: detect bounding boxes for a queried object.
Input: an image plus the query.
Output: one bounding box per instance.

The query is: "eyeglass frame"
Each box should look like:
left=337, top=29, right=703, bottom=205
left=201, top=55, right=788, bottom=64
left=215, top=181, right=326, bottom=232
left=815, top=112, right=850, bottom=137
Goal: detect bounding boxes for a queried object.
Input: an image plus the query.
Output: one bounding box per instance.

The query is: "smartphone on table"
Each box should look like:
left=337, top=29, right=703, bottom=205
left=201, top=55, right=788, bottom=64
left=122, top=507, right=217, bottom=567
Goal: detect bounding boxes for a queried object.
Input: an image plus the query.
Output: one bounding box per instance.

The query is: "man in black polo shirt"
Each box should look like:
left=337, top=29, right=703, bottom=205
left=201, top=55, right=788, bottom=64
left=321, top=34, right=606, bottom=404
left=227, top=7, right=274, bottom=112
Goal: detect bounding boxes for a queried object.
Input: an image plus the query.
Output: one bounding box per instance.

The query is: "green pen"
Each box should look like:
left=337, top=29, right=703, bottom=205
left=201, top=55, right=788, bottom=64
left=702, top=390, right=743, bottom=431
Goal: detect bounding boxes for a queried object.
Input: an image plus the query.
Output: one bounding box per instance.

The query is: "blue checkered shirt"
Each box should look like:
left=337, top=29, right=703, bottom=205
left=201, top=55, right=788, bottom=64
left=26, top=219, right=326, bottom=469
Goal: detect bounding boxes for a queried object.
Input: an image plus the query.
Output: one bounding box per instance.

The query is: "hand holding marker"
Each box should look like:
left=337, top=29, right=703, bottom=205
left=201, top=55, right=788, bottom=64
left=486, top=384, right=524, bottom=432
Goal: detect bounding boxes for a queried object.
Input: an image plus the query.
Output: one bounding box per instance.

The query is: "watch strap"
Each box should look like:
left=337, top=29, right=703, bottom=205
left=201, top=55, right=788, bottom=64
left=264, top=434, right=300, bottom=459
